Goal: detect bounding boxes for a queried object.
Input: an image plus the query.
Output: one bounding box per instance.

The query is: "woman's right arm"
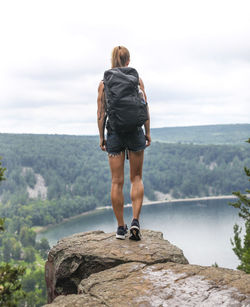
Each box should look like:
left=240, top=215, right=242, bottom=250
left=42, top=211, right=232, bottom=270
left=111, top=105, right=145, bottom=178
left=97, top=81, right=106, bottom=151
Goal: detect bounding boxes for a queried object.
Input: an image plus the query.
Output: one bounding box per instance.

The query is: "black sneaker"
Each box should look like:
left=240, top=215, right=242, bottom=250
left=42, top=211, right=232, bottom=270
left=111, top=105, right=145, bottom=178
left=124, top=224, right=128, bottom=236
left=129, top=219, right=141, bottom=241
left=116, top=225, right=127, bottom=240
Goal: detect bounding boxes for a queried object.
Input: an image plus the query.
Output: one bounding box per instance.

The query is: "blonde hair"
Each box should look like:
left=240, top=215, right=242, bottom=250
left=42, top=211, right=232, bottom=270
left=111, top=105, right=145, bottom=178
left=111, top=46, right=130, bottom=68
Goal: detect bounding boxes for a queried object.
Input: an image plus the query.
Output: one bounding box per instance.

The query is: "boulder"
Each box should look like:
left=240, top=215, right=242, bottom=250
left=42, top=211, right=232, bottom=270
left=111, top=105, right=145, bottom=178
left=44, top=230, right=250, bottom=306
left=45, top=230, right=188, bottom=302
left=45, top=262, right=250, bottom=306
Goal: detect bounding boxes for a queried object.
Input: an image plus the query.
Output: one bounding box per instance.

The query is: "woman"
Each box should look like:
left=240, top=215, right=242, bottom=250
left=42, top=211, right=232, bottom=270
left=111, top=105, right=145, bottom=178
left=97, top=46, right=151, bottom=240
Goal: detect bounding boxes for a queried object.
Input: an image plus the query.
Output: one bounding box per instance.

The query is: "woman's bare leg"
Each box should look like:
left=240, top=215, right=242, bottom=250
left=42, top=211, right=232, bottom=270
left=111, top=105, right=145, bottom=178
left=129, top=150, right=144, bottom=220
left=108, top=152, right=125, bottom=226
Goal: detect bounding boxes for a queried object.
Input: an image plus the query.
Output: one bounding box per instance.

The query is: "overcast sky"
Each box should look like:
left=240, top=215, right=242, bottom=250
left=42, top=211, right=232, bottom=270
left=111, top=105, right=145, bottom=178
left=0, top=0, right=249, bottom=135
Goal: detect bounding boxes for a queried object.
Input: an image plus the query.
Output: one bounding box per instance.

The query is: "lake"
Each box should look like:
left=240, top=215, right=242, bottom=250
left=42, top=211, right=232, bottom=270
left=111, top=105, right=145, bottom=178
left=38, top=198, right=243, bottom=270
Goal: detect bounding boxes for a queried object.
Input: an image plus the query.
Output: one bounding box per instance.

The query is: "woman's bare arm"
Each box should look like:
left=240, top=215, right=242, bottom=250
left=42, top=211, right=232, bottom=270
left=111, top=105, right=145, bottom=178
left=97, top=81, right=107, bottom=151
left=139, top=78, right=151, bottom=147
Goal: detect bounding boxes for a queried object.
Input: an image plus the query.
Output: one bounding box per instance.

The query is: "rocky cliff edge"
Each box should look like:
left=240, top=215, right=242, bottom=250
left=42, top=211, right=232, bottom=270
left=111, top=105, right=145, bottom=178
left=44, top=230, right=250, bottom=307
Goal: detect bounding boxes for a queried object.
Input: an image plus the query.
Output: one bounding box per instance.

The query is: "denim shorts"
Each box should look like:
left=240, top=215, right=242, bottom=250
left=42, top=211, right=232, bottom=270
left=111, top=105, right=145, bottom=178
left=106, top=127, right=146, bottom=156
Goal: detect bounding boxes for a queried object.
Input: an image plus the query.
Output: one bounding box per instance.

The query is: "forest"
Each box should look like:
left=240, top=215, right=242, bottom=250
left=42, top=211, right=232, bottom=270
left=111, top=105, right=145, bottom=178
left=0, top=128, right=249, bottom=229
left=0, top=159, right=49, bottom=306
left=0, top=125, right=249, bottom=306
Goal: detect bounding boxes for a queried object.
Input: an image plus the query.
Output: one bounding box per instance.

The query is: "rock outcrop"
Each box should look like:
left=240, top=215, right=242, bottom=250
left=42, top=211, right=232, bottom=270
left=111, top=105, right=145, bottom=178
left=44, top=230, right=250, bottom=307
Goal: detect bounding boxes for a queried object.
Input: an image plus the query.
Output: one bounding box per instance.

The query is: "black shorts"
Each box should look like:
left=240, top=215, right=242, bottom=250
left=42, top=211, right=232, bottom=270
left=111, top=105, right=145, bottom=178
left=106, top=127, right=146, bottom=156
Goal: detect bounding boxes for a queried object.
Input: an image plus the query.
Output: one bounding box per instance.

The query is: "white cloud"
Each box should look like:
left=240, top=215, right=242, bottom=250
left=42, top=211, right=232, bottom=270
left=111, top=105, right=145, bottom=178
left=0, top=0, right=250, bottom=135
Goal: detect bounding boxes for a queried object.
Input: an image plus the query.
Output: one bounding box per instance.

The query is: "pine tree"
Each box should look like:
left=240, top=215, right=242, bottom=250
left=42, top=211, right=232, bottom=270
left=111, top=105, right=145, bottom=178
left=229, top=139, right=250, bottom=273
left=0, top=158, right=6, bottom=230
left=0, top=157, right=5, bottom=231
left=0, top=157, right=5, bottom=182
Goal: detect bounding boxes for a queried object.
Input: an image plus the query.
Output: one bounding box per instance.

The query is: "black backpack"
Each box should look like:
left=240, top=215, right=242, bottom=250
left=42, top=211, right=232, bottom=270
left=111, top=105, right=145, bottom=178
left=103, top=67, right=148, bottom=134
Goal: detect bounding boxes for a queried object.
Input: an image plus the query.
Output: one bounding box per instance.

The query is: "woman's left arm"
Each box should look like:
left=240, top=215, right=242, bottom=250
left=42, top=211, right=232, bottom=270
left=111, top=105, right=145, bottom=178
left=139, top=78, right=151, bottom=147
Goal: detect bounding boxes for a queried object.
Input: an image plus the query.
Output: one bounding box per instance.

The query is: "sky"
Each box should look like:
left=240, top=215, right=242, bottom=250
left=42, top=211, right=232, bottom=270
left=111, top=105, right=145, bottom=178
left=0, top=0, right=250, bottom=135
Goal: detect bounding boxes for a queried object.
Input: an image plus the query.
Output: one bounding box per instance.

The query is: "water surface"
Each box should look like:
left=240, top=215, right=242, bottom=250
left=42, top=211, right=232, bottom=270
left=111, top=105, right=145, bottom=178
left=38, top=198, right=243, bottom=269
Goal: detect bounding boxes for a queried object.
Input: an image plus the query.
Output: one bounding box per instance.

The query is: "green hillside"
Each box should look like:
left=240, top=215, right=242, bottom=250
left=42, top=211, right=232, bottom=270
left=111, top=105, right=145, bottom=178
left=0, top=131, right=249, bottom=228
left=150, top=124, right=250, bottom=144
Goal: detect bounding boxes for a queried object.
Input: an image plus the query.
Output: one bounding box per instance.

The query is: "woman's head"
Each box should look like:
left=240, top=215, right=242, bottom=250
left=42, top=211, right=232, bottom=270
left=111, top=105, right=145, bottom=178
left=111, top=46, right=130, bottom=68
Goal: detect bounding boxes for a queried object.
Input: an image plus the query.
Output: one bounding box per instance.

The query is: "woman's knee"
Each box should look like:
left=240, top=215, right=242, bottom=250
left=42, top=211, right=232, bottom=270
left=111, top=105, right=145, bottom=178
left=112, top=176, right=124, bottom=187
left=130, top=174, right=142, bottom=184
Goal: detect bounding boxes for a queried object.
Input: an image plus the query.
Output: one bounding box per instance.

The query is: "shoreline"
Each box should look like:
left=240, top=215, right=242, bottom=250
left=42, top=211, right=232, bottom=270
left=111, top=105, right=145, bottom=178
left=34, top=194, right=238, bottom=234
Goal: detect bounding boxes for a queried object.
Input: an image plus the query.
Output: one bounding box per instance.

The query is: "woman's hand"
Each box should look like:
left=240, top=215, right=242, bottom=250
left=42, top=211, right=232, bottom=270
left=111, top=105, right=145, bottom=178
left=99, top=138, right=106, bottom=151
left=145, top=134, right=151, bottom=147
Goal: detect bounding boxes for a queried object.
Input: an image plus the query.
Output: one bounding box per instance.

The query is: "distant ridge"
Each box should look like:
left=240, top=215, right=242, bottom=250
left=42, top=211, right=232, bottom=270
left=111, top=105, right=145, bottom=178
left=150, top=123, right=250, bottom=145
left=0, top=124, right=249, bottom=145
